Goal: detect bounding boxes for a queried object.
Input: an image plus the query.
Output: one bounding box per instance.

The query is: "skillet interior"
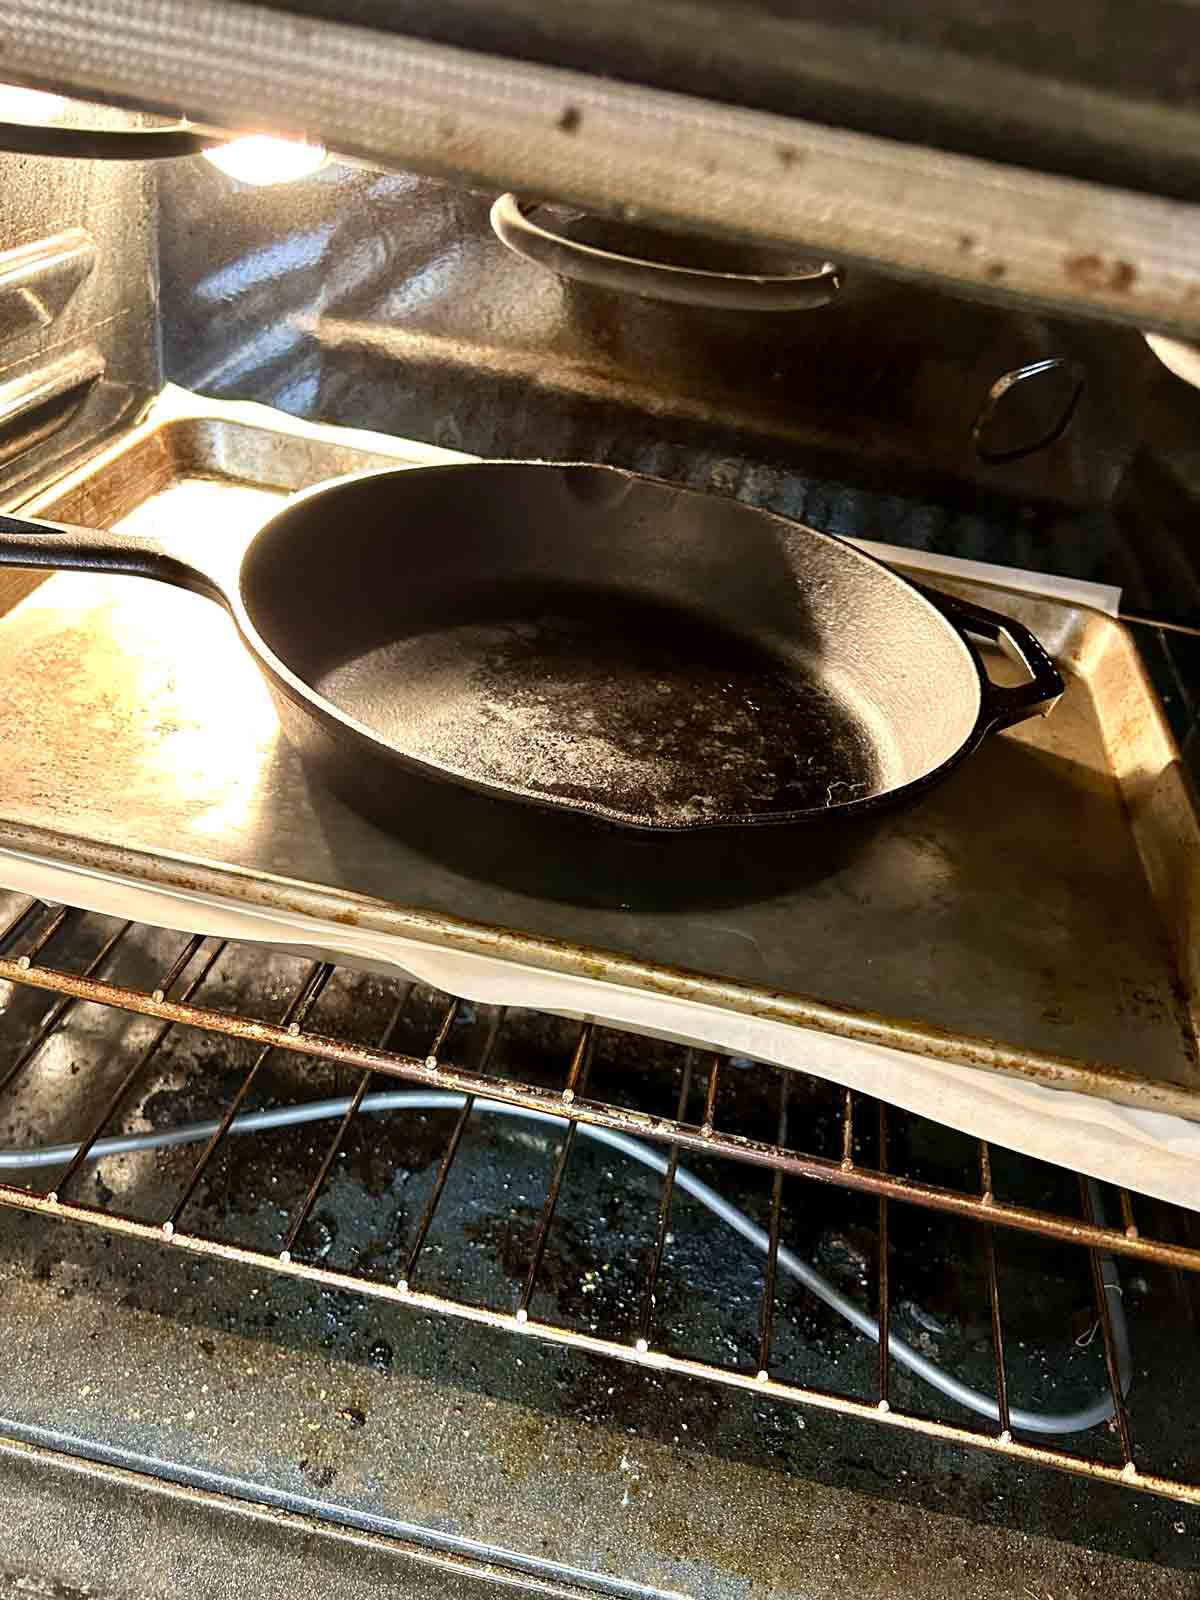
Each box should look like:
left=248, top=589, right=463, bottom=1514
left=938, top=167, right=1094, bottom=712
left=239, top=464, right=982, bottom=829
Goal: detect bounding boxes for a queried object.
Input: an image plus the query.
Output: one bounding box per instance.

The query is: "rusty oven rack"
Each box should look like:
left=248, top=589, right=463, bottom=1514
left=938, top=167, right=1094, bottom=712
left=0, top=896, right=1197, bottom=1509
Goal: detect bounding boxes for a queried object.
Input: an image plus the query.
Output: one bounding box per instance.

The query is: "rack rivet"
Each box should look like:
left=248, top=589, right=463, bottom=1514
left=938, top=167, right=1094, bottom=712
left=998, top=1429, right=1012, bottom=1445
left=287, top=1021, right=300, bottom=1037
left=45, top=1191, right=58, bottom=1206
left=877, top=1399, right=891, bottom=1413
left=17, top=956, right=29, bottom=971
left=152, top=989, right=165, bottom=1004
left=1121, top=1461, right=1138, bottom=1480
left=756, top=1369, right=769, bottom=1385
left=425, top=1055, right=438, bottom=1072
left=515, top=1307, right=528, bottom=1324
left=635, top=1337, right=649, bottom=1354
left=700, top=1122, right=714, bottom=1139
left=278, top=1249, right=291, bottom=1264
left=562, top=1088, right=575, bottom=1105
left=397, top=1279, right=409, bottom=1294
left=162, top=1220, right=175, bottom=1237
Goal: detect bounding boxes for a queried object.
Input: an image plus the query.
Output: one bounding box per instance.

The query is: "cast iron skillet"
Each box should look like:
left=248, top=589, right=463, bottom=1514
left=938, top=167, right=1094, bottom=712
left=0, top=462, right=1062, bottom=904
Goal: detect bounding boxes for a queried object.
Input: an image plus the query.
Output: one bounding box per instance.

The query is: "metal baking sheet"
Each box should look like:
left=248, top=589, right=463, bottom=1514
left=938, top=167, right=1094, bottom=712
left=0, top=392, right=1196, bottom=1119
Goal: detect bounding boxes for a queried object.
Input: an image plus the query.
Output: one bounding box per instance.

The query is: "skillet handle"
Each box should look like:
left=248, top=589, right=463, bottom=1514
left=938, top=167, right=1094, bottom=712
left=918, top=583, right=1064, bottom=731
left=0, top=511, right=221, bottom=600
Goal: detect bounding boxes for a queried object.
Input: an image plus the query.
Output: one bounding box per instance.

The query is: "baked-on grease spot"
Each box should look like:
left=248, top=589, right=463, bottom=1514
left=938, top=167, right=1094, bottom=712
left=1064, top=254, right=1137, bottom=293
left=557, top=105, right=582, bottom=134
left=776, top=144, right=802, bottom=168
left=957, top=233, right=976, bottom=253
left=984, top=261, right=1007, bottom=281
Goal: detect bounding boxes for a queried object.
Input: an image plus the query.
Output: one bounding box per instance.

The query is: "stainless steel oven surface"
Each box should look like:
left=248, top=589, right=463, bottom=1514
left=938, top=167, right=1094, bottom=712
left=0, top=10, right=1196, bottom=1597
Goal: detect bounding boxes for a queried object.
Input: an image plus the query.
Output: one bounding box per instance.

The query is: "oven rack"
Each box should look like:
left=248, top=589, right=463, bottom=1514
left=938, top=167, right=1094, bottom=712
left=0, top=896, right=1197, bottom=1508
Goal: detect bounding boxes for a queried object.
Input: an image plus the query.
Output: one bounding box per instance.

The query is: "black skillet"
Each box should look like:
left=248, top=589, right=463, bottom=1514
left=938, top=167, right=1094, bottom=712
left=0, top=462, right=1062, bottom=905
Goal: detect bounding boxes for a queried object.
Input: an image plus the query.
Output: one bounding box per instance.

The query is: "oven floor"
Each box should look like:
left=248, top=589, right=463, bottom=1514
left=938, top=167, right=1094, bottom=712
left=0, top=915, right=1195, bottom=1597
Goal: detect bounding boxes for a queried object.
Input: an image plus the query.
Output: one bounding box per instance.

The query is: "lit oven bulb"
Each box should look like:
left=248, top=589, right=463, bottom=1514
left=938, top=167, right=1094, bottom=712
left=202, top=134, right=328, bottom=186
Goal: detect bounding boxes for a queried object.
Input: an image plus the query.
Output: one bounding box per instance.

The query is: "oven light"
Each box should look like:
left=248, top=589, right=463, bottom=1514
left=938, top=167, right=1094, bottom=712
left=203, top=134, right=328, bottom=186
left=0, top=85, right=68, bottom=123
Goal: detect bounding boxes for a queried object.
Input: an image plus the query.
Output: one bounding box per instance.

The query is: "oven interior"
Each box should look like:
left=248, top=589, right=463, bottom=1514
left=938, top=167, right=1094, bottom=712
left=0, top=67, right=1195, bottom=1600
left=2, top=892, right=1199, bottom=1599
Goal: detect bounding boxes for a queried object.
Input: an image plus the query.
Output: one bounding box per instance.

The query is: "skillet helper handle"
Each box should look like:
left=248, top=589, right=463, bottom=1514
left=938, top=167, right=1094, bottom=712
left=0, top=511, right=219, bottom=599
left=918, top=583, right=1064, bottom=731
left=490, top=193, right=840, bottom=312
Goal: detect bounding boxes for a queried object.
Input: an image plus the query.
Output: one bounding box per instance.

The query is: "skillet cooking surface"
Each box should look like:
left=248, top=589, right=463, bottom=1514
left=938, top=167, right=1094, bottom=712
left=316, top=588, right=882, bottom=827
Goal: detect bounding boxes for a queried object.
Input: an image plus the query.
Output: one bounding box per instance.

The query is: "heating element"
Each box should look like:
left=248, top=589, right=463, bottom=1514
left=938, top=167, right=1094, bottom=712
left=0, top=892, right=1197, bottom=1522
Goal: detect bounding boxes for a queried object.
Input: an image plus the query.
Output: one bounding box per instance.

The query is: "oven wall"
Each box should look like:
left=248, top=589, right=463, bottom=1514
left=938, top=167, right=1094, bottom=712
left=0, top=150, right=157, bottom=507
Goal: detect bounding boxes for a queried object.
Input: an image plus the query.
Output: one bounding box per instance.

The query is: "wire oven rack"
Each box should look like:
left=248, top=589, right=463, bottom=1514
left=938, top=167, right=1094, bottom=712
left=0, top=895, right=1197, bottom=1509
